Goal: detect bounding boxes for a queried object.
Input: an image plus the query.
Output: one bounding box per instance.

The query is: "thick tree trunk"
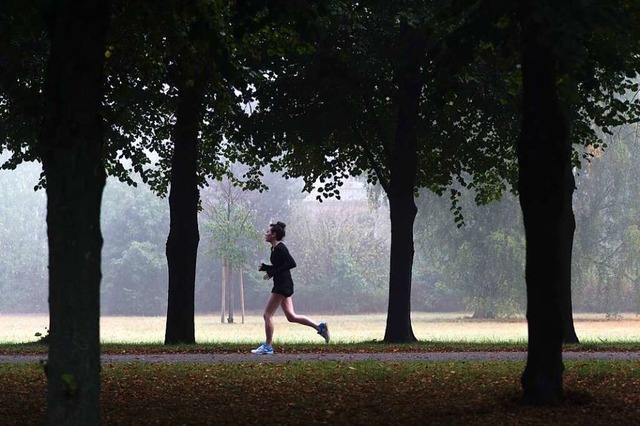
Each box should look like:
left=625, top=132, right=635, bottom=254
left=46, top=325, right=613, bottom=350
left=561, top=288, right=580, bottom=344
left=383, top=25, right=424, bottom=343
left=561, top=280, right=580, bottom=344
left=518, top=7, right=574, bottom=405
left=384, top=193, right=418, bottom=342
left=164, top=78, right=202, bottom=345
left=40, top=1, right=109, bottom=424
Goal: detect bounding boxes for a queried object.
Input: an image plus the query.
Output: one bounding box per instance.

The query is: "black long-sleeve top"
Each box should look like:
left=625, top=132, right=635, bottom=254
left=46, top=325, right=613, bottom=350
left=262, top=242, right=296, bottom=294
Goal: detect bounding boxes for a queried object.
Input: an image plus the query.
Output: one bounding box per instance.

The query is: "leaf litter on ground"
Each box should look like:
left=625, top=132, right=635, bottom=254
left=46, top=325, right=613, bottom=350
left=1, top=359, right=639, bottom=425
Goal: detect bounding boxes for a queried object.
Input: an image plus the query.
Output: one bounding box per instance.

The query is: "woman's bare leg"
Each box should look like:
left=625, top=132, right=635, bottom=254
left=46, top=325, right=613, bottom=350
left=263, top=293, right=286, bottom=346
left=280, top=297, right=320, bottom=331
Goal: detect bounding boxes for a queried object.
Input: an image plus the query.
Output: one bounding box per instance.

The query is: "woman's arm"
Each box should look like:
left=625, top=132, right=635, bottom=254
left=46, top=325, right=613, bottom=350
left=265, top=244, right=296, bottom=278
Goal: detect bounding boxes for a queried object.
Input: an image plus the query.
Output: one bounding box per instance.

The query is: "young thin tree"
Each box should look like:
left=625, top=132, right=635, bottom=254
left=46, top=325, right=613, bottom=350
left=203, top=174, right=262, bottom=323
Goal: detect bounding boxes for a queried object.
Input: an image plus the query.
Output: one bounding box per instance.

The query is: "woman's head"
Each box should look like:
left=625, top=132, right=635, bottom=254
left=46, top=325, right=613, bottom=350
left=268, top=221, right=286, bottom=241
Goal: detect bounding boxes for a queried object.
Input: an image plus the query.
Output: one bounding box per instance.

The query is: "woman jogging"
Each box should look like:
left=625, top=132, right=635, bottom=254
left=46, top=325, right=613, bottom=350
left=251, top=221, right=329, bottom=355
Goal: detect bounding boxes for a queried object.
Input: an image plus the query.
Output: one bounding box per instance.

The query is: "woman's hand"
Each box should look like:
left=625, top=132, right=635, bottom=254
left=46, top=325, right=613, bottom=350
left=263, top=273, right=270, bottom=281
left=258, top=263, right=266, bottom=271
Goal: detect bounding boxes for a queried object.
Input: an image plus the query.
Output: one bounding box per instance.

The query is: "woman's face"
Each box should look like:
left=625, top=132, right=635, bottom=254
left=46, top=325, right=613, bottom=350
left=265, top=227, right=277, bottom=243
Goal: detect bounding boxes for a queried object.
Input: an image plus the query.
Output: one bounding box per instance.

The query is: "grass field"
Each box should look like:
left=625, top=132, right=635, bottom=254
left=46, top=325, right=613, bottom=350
left=1, top=312, right=639, bottom=344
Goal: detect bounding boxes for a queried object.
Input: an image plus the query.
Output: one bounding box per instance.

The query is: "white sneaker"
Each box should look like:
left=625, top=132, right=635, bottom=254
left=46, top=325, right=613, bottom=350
left=251, top=343, right=274, bottom=355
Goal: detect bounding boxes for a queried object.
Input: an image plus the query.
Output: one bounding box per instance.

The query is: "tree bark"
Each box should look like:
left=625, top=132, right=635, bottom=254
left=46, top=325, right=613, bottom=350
left=518, top=5, right=574, bottom=405
left=164, top=76, right=202, bottom=345
left=384, top=193, right=418, bottom=343
left=220, top=258, right=227, bottom=323
left=383, top=25, right=425, bottom=343
left=561, top=282, right=580, bottom=344
left=40, top=1, right=109, bottom=424
left=240, top=268, right=245, bottom=324
left=228, top=266, right=235, bottom=323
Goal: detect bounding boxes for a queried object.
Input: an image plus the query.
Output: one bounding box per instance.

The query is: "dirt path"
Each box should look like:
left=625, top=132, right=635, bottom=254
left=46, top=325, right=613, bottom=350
left=2, top=351, right=640, bottom=364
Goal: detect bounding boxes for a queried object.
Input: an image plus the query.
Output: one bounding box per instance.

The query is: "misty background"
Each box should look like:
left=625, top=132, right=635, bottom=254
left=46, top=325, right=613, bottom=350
left=1, top=127, right=639, bottom=318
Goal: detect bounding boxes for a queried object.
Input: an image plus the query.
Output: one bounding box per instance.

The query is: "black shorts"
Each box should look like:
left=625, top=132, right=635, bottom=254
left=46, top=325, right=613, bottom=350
left=271, top=286, right=293, bottom=297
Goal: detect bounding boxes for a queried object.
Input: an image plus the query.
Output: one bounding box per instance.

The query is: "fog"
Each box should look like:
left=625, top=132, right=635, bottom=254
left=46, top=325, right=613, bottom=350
left=0, top=130, right=639, bottom=317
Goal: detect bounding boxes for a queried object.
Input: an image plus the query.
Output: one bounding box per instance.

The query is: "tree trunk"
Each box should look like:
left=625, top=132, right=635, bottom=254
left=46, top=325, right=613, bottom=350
left=220, top=258, right=227, bottom=323
left=518, top=5, right=574, bottom=405
left=40, top=1, right=109, bottom=424
left=228, top=266, right=234, bottom=323
left=561, top=282, right=580, bottom=344
left=383, top=25, right=425, bottom=343
left=164, top=76, right=202, bottom=345
left=384, top=193, right=418, bottom=342
left=240, top=268, right=245, bottom=324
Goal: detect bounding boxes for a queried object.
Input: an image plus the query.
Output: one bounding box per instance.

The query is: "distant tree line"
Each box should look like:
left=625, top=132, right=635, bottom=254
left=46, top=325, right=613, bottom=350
left=2, top=126, right=639, bottom=318
left=414, top=124, right=640, bottom=318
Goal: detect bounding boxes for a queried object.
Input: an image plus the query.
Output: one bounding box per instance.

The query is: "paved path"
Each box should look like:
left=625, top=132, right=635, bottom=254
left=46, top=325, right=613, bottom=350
left=2, top=351, right=639, bottom=364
